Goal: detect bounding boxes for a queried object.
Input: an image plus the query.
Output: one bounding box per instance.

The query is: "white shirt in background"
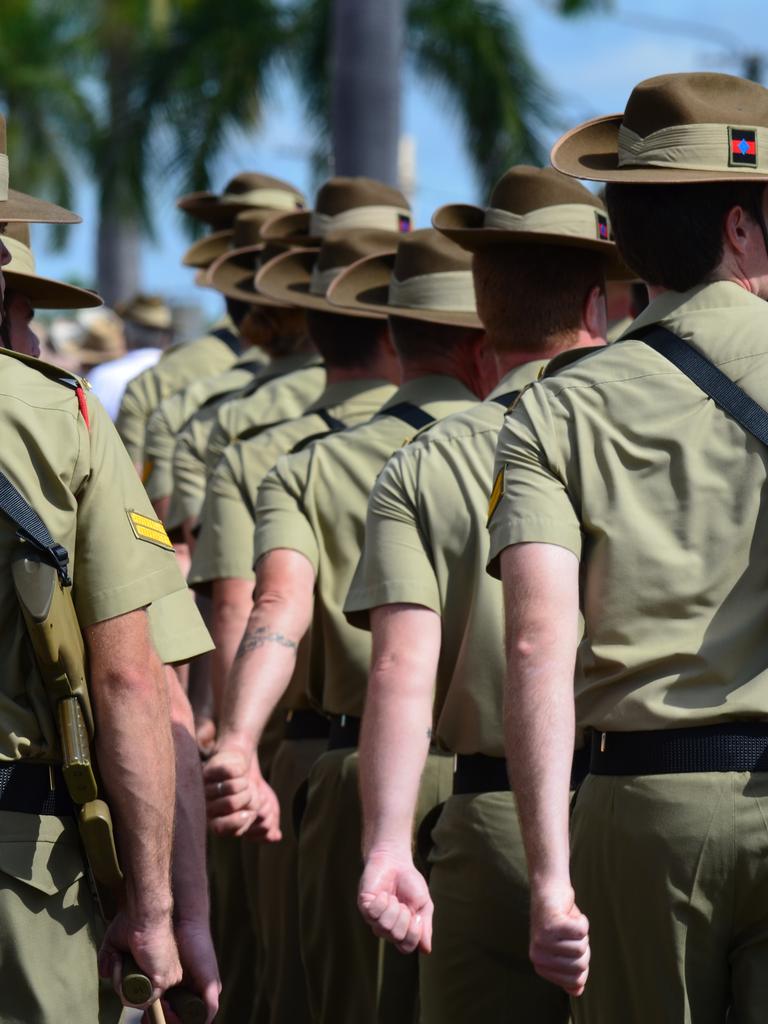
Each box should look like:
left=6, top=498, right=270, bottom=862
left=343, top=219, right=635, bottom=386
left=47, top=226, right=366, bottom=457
left=87, top=348, right=163, bottom=421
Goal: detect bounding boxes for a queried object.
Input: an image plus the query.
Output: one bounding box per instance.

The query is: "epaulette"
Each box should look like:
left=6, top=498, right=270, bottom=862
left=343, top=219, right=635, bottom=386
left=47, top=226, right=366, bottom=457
left=0, top=349, right=92, bottom=428
left=542, top=344, right=607, bottom=379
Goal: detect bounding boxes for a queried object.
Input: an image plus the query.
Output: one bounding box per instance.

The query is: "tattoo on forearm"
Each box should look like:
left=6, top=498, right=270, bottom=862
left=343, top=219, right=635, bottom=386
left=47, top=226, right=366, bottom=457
left=236, top=625, right=298, bottom=660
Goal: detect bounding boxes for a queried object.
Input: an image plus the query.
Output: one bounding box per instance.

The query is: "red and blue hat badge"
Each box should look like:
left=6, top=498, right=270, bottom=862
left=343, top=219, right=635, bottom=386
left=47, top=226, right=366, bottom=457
left=728, top=127, right=757, bottom=168
left=595, top=211, right=610, bottom=241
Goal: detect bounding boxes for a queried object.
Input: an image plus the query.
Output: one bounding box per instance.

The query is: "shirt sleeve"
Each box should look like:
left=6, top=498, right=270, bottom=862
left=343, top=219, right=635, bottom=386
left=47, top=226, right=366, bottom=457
left=148, top=588, right=214, bottom=664
left=189, top=449, right=257, bottom=587
left=344, top=447, right=440, bottom=628
left=73, top=394, right=186, bottom=626
left=253, top=451, right=320, bottom=572
left=486, top=382, right=582, bottom=579
left=143, top=398, right=180, bottom=503
left=115, top=372, right=154, bottom=465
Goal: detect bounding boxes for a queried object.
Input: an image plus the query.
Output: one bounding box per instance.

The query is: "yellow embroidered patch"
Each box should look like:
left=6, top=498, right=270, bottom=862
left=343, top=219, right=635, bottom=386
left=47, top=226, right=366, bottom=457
left=127, top=510, right=173, bottom=551
left=487, top=468, right=505, bottom=524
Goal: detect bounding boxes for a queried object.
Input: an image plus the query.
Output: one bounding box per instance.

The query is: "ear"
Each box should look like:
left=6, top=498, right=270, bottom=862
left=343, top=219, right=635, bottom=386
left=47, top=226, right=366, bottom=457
left=583, top=282, right=607, bottom=341
left=723, top=204, right=757, bottom=259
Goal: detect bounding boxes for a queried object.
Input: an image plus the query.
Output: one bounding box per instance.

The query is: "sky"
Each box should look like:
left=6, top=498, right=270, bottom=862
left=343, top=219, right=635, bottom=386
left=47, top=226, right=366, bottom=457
left=27, top=0, right=768, bottom=321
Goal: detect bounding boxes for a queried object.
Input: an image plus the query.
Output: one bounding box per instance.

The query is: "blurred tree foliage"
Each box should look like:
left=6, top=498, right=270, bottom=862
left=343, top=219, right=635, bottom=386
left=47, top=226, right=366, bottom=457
left=0, top=0, right=603, bottom=294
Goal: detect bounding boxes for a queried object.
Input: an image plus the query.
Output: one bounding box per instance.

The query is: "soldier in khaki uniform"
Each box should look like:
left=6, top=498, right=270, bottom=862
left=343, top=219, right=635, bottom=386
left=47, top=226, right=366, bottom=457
left=205, top=227, right=494, bottom=1024
left=168, top=176, right=413, bottom=537
left=116, top=172, right=305, bottom=467
left=340, top=168, right=621, bottom=1023
left=197, top=228, right=400, bottom=1024
left=142, top=207, right=314, bottom=523
left=489, top=72, right=768, bottom=1022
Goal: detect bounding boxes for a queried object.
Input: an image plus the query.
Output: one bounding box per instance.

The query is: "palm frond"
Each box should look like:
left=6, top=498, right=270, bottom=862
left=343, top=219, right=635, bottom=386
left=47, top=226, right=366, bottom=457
left=408, top=0, right=556, bottom=197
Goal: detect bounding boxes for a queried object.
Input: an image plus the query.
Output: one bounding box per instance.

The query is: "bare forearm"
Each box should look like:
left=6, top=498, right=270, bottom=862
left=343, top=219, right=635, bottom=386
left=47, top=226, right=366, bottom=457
left=211, top=578, right=253, bottom=719
left=167, top=668, right=209, bottom=924
left=360, top=606, right=440, bottom=858
left=501, top=544, right=579, bottom=889
left=87, top=612, right=176, bottom=922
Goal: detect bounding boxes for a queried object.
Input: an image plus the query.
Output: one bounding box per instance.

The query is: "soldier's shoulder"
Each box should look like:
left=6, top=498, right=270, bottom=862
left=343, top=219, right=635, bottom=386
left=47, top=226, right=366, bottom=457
left=534, top=338, right=662, bottom=398
left=0, top=348, right=85, bottom=397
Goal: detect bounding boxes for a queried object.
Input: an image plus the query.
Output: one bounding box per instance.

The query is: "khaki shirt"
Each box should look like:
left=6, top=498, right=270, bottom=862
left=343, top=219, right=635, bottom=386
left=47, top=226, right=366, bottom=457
left=168, top=357, right=325, bottom=530
left=148, top=589, right=213, bottom=666
left=190, top=378, right=396, bottom=586
left=116, top=325, right=238, bottom=465
left=0, top=351, right=187, bottom=760
left=143, top=349, right=269, bottom=503
left=488, top=281, right=768, bottom=732
left=345, top=363, right=546, bottom=756
left=254, top=376, right=477, bottom=717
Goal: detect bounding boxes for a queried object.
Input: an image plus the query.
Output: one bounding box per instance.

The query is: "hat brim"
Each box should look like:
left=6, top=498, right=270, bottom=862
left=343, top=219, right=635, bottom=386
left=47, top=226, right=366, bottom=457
left=260, top=211, right=320, bottom=247
left=4, top=270, right=102, bottom=310
left=206, top=245, right=290, bottom=307
left=551, top=113, right=768, bottom=184
left=432, top=202, right=633, bottom=280
left=327, top=253, right=483, bottom=329
left=0, top=189, right=81, bottom=224
left=182, top=229, right=233, bottom=268
left=177, top=192, right=245, bottom=229
left=256, top=249, right=385, bottom=319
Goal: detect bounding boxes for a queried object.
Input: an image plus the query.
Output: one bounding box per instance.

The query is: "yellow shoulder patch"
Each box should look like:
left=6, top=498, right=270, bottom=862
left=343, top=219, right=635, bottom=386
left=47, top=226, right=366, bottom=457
left=487, top=467, right=505, bottom=524
left=127, top=510, right=173, bottom=551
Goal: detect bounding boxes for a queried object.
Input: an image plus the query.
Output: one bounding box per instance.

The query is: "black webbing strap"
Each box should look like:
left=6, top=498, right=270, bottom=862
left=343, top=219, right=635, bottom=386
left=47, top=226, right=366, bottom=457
left=491, top=389, right=520, bottom=408
left=638, top=325, right=768, bottom=448
left=589, top=724, right=768, bottom=775
left=378, top=402, right=435, bottom=431
left=0, top=473, right=71, bottom=585
left=210, top=326, right=241, bottom=356
left=289, top=408, right=347, bottom=454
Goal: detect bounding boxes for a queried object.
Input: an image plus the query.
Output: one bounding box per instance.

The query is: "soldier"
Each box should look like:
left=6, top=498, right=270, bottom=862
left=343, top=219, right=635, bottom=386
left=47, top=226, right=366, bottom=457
left=341, top=167, right=621, bottom=1023
left=196, top=227, right=401, bottom=1024
left=206, top=227, right=495, bottom=1024
left=0, top=120, right=189, bottom=1022
left=116, top=172, right=305, bottom=467
left=489, top=72, right=768, bottom=1021
left=168, top=176, right=413, bottom=541
left=88, top=295, right=171, bottom=420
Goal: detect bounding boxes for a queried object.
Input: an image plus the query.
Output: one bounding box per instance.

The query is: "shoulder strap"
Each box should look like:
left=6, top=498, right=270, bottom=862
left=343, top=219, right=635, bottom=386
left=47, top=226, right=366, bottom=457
left=378, top=402, right=435, bottom=431
left=210, top=326, right=241, bottom=356
left=491, top=389, right=520, bottom=408
left=638, top=325, right=768, bottom=448
left=290, top=409, right=348, bottom=454
left=0, top=475, right=71, bottom=585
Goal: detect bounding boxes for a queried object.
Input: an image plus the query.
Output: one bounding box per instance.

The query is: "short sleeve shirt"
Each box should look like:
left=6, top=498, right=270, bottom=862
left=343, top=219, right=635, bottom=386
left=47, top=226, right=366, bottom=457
left=488, top=282, right=768, bottom=732
left=189, top=378, right=396, bottom=586
left=148, top=588, right=214, bottom=666
left=169, top=358, right=325, bottom=530
left=116, top=329, right=238, bottom=464
left=345, top=362, right=546, bottom=755
left=0, top=352, right=187, bottom=760
left=254, top=375, right=477, bottom=717
left=143, top=351, right=268, bottom=503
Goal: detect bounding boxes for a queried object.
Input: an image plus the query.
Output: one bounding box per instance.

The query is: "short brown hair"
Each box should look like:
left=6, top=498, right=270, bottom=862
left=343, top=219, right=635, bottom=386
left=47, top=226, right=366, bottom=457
left=306, top=309, right=388, bottom=368
left=605, top=181, right=766, bottom=291
left=387, top=315, right=483, bottom=361
left=472, top=244, right=605, bottom=352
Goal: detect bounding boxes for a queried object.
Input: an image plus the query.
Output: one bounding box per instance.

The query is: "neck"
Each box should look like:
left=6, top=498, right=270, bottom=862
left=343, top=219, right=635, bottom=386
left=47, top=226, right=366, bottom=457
left=493, top=331, right=602, bottom=377
left=325, top=365, right=382, bottom=385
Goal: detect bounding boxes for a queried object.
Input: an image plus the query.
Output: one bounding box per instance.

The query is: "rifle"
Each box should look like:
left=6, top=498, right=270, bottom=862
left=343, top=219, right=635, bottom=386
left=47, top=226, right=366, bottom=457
left=12, top=547, right=206, bottom=1024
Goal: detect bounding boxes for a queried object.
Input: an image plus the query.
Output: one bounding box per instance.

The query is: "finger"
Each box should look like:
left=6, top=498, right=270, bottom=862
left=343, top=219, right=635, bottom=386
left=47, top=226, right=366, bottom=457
left=208, top=810, right=255, bottom=837
left=203, top=776, right=249, bottom=800
left=419, top=900, right=433, bottom=954
left=359, top=890, right=390, bottom=922
left=389, top=904, right=413, bottom=944
left=395, top=912, right=423, bottom=955
left=203, top=978, right=221, bottom=1024
left=202, top=758, right=246, bottom=784
left=375, top=895, right=404, bottom=935
left=206, top=790, right=252, bottom=818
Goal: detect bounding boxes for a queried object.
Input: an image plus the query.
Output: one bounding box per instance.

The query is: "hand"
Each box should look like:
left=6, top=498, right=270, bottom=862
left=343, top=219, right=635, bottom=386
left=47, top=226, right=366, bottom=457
left=195, top=716, right=217, bottom=756
left=358, top=847, right=433, bottom=954
left=529, top=881, right=590, bottom=996
left=204, top=747, right=282, bottom=842
left=98, top=909, right=182, bottom=1008
left=162, top=918, right=221, bottom=1024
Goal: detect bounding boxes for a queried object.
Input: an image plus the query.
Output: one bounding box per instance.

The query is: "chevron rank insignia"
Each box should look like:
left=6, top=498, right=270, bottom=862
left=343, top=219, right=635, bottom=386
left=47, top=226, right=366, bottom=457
left=127, top=510, right=173, bottom=551
left=487, top=468, right=505, bottom=524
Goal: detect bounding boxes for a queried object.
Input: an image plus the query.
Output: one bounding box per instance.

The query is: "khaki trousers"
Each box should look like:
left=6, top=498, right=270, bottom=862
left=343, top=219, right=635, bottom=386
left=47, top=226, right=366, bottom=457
left=0, top=810, right=121, bottom=1024
left=297, top=747, right=453, bottom=1024
left=421, top=792, right=569, bottom=1024
left=257, top=736, right=327, bottom=1024
left=571, top=772, right=768, bottom=1024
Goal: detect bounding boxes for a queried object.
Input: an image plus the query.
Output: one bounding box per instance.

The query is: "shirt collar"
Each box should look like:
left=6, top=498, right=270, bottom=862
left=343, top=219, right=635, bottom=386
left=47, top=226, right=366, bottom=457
left=307, top=377, right=392, bottom=411
left=381, top=374, right=477, bottom=410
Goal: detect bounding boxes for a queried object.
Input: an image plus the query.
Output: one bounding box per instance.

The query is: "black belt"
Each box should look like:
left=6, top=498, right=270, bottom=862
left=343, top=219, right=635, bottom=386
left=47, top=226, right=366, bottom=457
left=327, top=715, right=361, bottom=751
left=453, top=748, right=590, bottom=796
left=589, top=723, right=768, bottom=775
left=0, top=762, right=74, bottom=816
left=284, top=709, right=330, bottom=741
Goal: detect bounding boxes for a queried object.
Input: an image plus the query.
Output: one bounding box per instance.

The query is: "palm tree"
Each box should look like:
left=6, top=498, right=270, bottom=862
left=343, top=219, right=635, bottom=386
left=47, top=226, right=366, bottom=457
left=291, top=0, right=608, bottom=196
